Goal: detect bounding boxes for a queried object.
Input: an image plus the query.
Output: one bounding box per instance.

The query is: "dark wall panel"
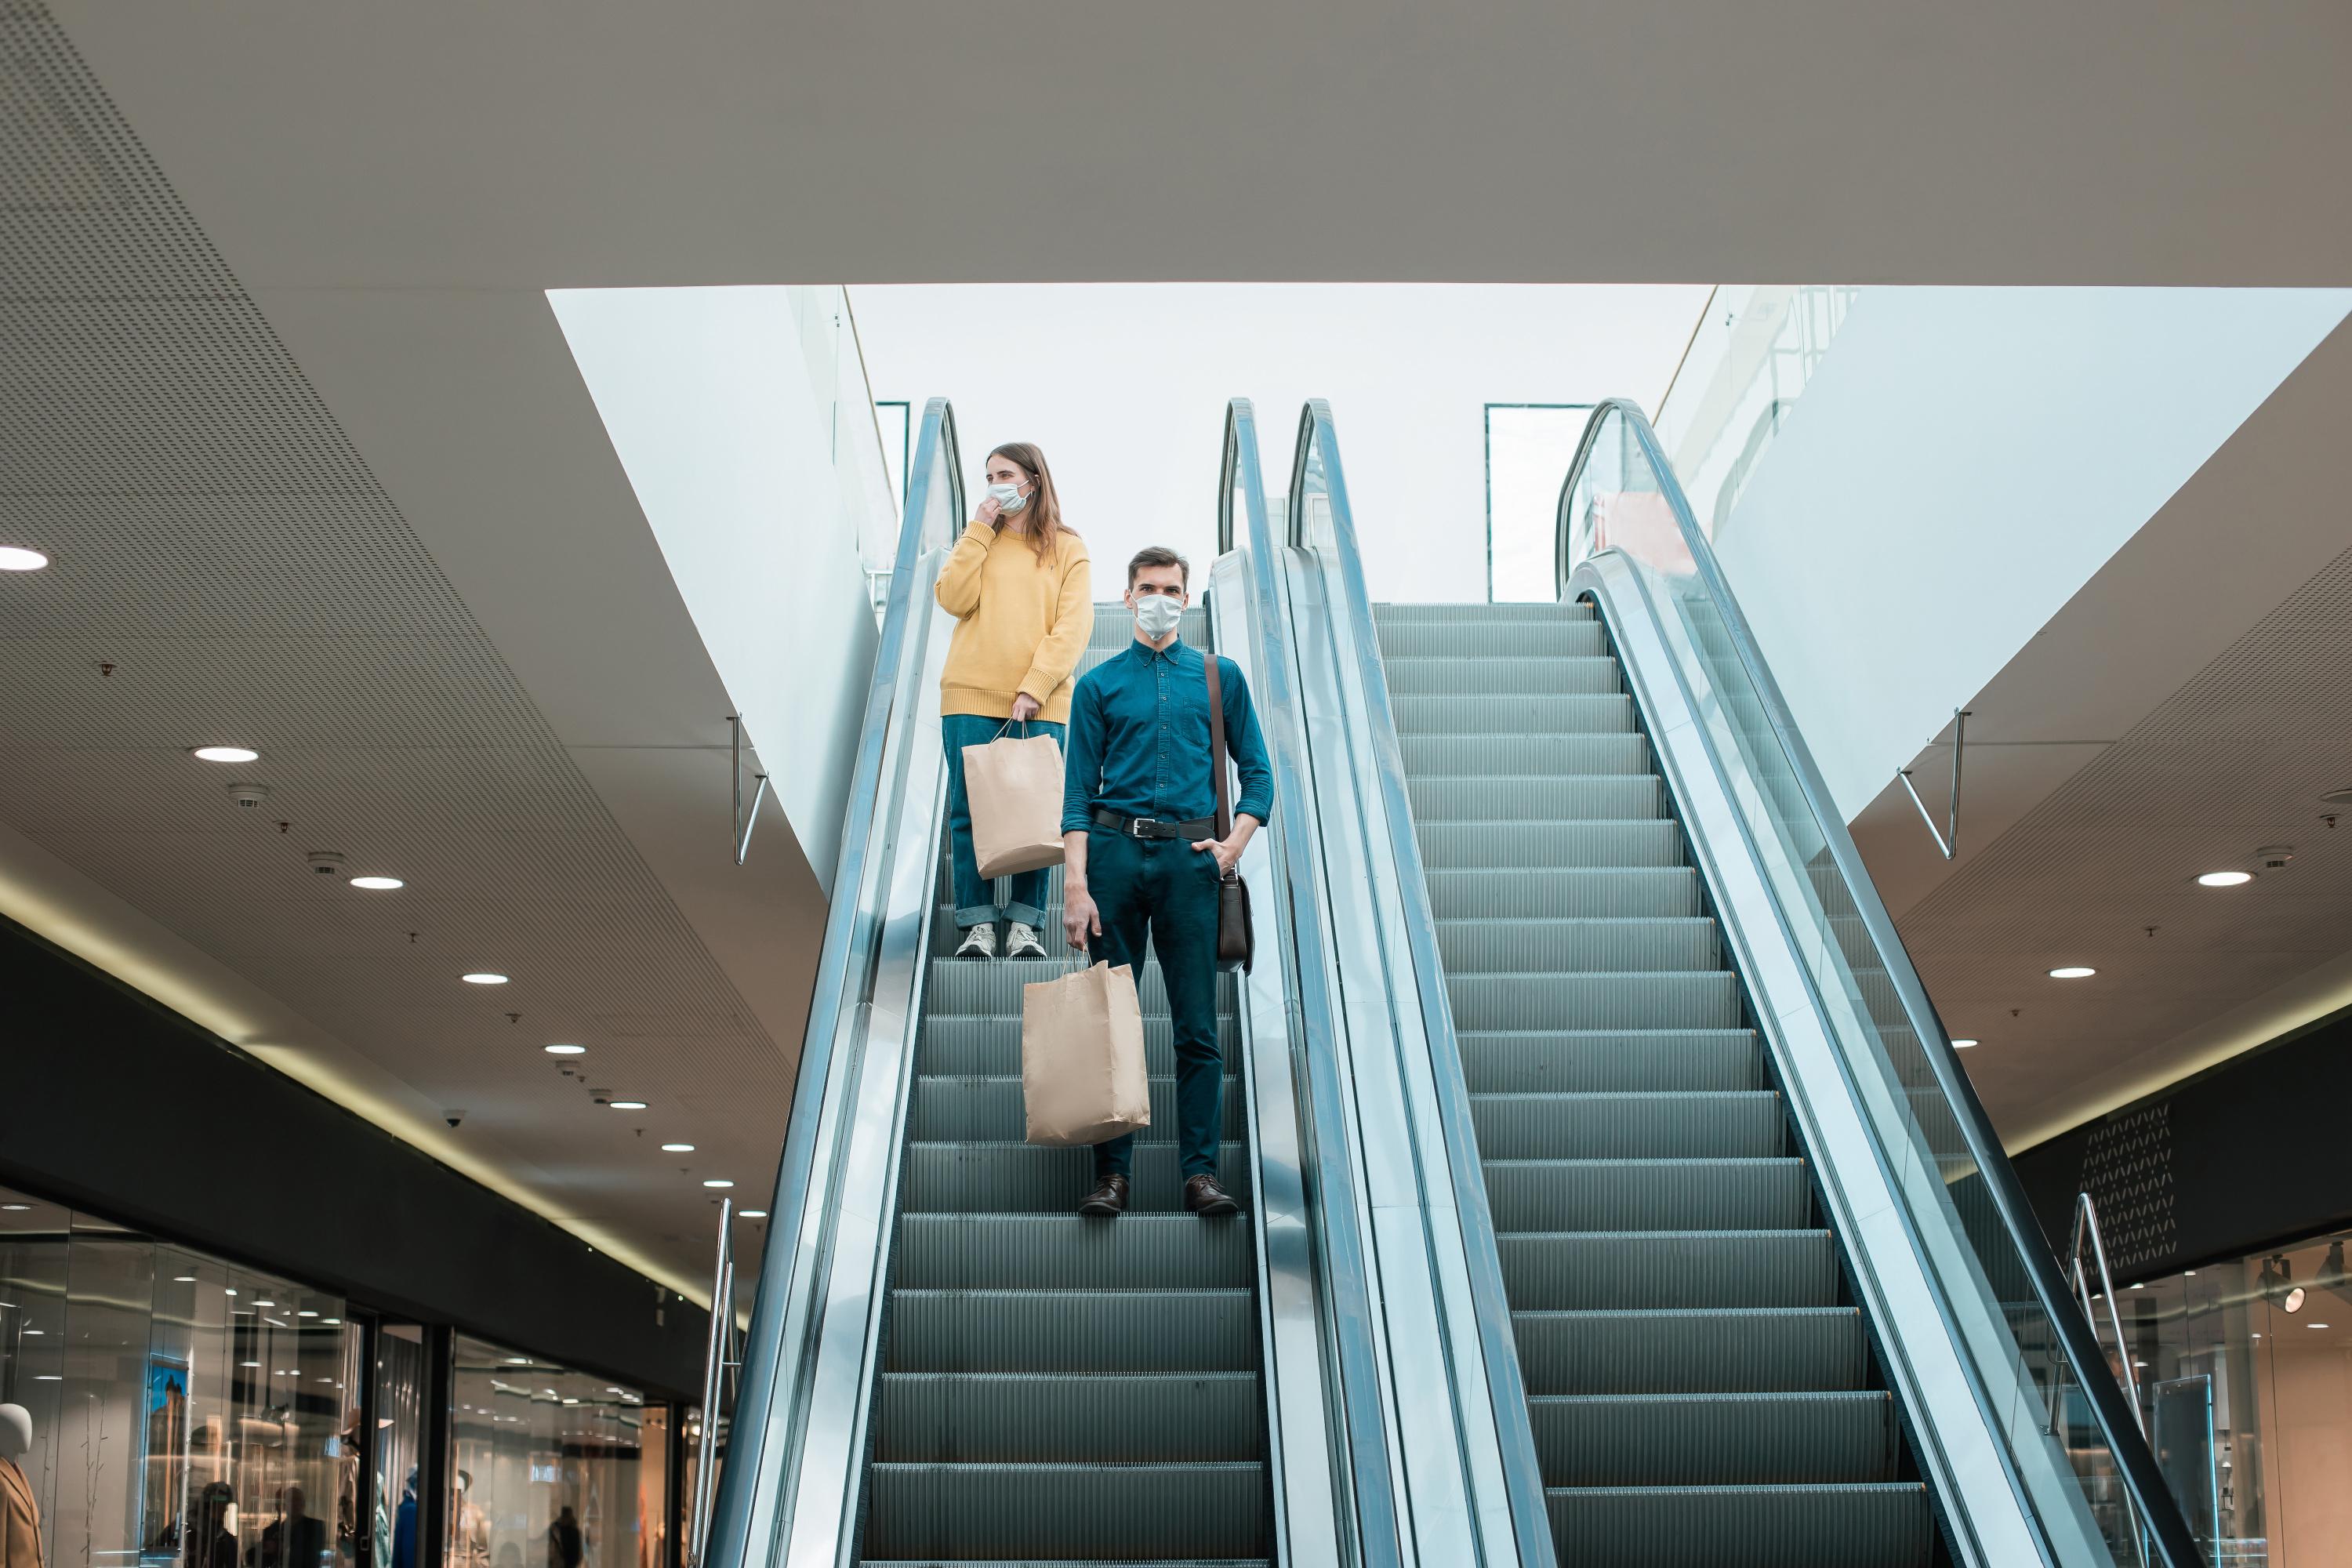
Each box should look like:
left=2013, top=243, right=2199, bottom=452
left=2014, top=1006, right=2352, bottom=1277
left=0, top=917, right=708, bottom=1397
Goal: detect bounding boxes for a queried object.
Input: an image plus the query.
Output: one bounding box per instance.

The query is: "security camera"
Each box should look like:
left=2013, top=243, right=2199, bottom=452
left=445, top=1110, right=466, bottom=1128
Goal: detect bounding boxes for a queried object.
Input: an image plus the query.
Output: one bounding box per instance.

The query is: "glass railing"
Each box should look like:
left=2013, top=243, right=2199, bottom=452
left=1558, top=398, right=2201, bottom=1568
left=785, top=285, right=904, bottom=619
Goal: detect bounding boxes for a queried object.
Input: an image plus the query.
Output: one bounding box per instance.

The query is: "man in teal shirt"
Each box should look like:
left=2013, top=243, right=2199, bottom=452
left=1061, top=546, right=1273, bottom=1218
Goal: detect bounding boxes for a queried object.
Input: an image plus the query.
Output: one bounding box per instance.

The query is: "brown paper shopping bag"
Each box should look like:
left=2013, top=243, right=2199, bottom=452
left=1020, top=960, right=1152, bottom=1146
left=964, top=725, right=1067, bottom=879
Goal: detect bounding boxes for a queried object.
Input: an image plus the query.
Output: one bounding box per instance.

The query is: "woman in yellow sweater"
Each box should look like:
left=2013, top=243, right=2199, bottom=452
left=935, top=441, right=1094, bottom=958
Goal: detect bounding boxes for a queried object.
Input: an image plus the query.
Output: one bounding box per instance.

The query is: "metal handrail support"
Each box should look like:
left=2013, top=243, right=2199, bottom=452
left=730, top=715, right=771, bottom=866
left=1896, top=708, right=1969, bottom=860
left=2053, top=1193, right=2151, bottom=1568
left=690, top=1200, right=735, bottom=1568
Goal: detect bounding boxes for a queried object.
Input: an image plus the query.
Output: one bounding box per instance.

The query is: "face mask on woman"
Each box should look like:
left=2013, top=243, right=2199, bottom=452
left=986, top=481, right=1029, bottom=513
left=1133, top=592, right=1184, bottom=640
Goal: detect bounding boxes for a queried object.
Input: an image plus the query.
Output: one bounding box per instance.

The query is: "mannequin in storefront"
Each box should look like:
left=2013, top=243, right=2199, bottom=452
left=452, top=1473, right=488, bottom=1568
left=389, top=1470, right=417, bottom=1568
left=1, top=1404, right=42, bottom=1568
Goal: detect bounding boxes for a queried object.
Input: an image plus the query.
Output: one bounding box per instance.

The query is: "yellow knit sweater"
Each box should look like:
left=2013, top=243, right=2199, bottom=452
left=935, top=520, right=1094, bottom=721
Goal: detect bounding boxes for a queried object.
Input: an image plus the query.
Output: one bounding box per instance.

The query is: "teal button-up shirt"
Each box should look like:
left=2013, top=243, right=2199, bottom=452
left=1062, top=634, right=1274, bottom=834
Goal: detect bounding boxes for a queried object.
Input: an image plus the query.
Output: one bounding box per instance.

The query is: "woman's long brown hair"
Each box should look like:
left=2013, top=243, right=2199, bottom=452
left=989, top=441, right=1073, bottom=563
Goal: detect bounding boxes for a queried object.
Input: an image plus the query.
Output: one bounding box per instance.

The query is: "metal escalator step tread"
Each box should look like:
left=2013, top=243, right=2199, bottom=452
left=1407, top=774, right=1664, bottom=822
left=885, top=1289, right=1257, bottom=1374
left=1437, top=917, right=1722, bottom=974
left=1470, top=1089, right=1782, bottom=1158
left=1375, top=620, right=1609, bottom=659
left=872, top=1372, right=1264, bottom=1462
left=861, top=1462, right=1269, bottom=1561
left=1457, top=1030, right=1760, bottom=1092
left=1374, top=601, right=1594, bottom=623
left=1414, top=821, right=1684, bottom=870
left=1449, top=971, right=1742, bottom=1032
left=1497, top=1231, right=1838, bottom=1311
left=1425, top=867, right=1700, bottom=920
left=902, top=1142, right=1252, bottom=1213
left=906, top=1077, right=1243, bottom=1145
left=920, top=1015, right=1241, bottom=1075
left=1381, top=655, right=1626, bottom=696
left=894, top=1214, right=1252, bottom=1290
left=924, top=959, right=1240, bottom=1018
left=1390, top=692, right=1635, bottom=736
left=1399, top=732, right=1651, bottom=777
left=1513, top=1308, right=1869, bottom=1395
left=1485, top=1158, right=1809, bottom=1231
left=1542, top=1482, right=1932, bottom=1568
left=1529, top=1392, right=1902, bottom=1486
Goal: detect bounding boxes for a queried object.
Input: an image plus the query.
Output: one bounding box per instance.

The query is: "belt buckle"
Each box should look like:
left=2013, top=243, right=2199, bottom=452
left=1130, top=816, right=1160, bottom=838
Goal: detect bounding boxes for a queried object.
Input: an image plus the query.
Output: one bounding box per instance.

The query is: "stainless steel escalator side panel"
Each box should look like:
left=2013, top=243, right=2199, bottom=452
left=1573, top=550, right=2052, bottom=1568
left=703, top=401, right=962, bottom=1568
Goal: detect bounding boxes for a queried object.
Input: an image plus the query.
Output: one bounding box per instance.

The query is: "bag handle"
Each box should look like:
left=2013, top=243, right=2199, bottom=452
left=1204, top=653, right=1234, bottom=853
left=992, top=717, right=1029, bottom=740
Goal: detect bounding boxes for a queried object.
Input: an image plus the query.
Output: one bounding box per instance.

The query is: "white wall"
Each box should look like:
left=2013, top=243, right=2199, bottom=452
left=1711, top=286, right=2352, bottom=821
left=852, top=284, right=1707, bottom=602
left=547, top=287, right=880, bottom=890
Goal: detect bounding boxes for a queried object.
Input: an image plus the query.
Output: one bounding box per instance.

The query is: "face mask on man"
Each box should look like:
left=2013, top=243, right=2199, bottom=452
left=986, top=481, right=1029, bottom=514
left=1133, top=592, right=1184, bottom=640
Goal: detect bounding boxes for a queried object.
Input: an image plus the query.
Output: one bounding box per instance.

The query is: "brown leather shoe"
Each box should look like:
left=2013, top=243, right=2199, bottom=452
left=1184, top=1174, right=1240, bottom=1217
left=1077, top=1174, right=1129, bottom=1217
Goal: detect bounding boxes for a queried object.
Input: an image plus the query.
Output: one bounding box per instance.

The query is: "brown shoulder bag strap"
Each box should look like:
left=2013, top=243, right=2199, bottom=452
left=1204, top=651, right=1232, bottom=844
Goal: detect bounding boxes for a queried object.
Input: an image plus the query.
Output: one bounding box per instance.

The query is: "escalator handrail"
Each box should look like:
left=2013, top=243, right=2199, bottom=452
left=1552, top=397, right=2201, bottom=1568
left=702, top=397, right=961, bottom=1568
left=1285, top=399, right=1559, bottom=1568
left=1220, top=398, right=1405, bottom=1568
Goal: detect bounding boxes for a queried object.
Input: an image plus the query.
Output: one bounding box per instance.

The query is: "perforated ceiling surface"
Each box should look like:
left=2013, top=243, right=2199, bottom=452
left=0, top=3, right=786, bottom=1290
left=1904, top=540, right=2352, bottom=1140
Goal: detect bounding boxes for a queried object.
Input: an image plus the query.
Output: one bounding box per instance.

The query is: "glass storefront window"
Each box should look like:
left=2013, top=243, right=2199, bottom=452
left=448, top=1340, right=655, bottom=1568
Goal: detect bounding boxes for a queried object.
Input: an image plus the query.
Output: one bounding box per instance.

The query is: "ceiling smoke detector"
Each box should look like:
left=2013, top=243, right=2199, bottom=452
left=305, top=851, right=348, bottom=877
left=2255, top=844, right=2296, bottom=871
left=227, top=782, right=271, bottom=810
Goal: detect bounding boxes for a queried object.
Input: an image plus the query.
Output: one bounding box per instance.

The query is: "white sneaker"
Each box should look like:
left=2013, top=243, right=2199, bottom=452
left=955, top=924, right=996, bottom=960
left=1006, top=922, right=1047, bottom=960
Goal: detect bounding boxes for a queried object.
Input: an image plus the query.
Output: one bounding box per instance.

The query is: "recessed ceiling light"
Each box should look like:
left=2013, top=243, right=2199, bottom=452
left=504, top=1357, right=531, bottom=1365
left=2184, top=1270, right=2197, bottom=1277
left=611, top=1099, right=648, bottom=1111
left=661, top=1142, right=695, bottom=1152
left=462, top=971, right=509, bottom=985
left=239, top=1361, right=260, bottom=1369
left=2049, top=966, right=2096, bottom=980
left=323, top=1319, right=342, bottom=1326
left=0, top=547, right=47, bottom=572
left=1, top=1204, right=29, bottom=1211
left=253, top=1299, right=276, bottom=1307
left=32, top=1375, right=60, bottom=1383
left=2129, top=1283, right=2143, bottom=1290
left=545, top=1044, right=586, bottom=1055
left=223, top=1288, right=238, bottom=1297
left=173, top=1276, right=197, bottom=1283
left=351, top=876, right=405, bottom=891
left=2196, top=870, right=2253, bottom=887
left=192, top=746, right=260, bottom=763
left=1951, top=1038, right=1978, bottom=1049
left=2310, top=1322, right=2332, bottom=1330
left=21, top=1330, right=42, bottom=1337
left=702, top=1179, right=735, bottom=1189
left=739, top=1210, right=768, bottom=1219
left=298, top=1310, right=319, bottom=1318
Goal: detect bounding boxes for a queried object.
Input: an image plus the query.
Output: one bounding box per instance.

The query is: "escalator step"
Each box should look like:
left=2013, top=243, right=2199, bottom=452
left=1414, top=820, right=1684, bottom=870
left=1391, top=692, right=1635, bottom=736
left=873, top=1371, right=1264, bottom=1462
left=919, top=1014, right=1241, bottom=1076
left=1497, top=1231, right=1837, bottom=1311
left=1470, top=1090, right=1782, bottom=1159
left=1398, top=731, right=1650, bottom=778
left=1543, top=1481, right=1931, bottom=1568
left=1407, top=773, right=1664, bottom=822
left=894, top=1214, right=1251, bottom=1290
left=1374, top=601, right=1592, bottom=624
left=1448, top=971, right=1742, bottom=1031
left=862, top=1462, right=1269, bottom=1561
left=906, top=1076, right=1243, bottom=1144
left=902, top=1142, right=1252, bottom=1213
left=1457, top=1030, right=1760, bottom=1093
left=1425, top=866, right=1700, bottom=920
left=1484, top=1158, right=1808, bottom=1232
left=1529, top=1392, right=1901, bottom=1485
left=1512, top=1308, right=1870, bottom=1395
left=1381, top=655, right=1625, bottom=696
left=1437, top=917, right=1722, bottom=974
left=1375, top=618, right=1609, bottom=659
left=924, top=959, right=1240, bottom=1018
left=885, top=1288, right=1257, bottom=1374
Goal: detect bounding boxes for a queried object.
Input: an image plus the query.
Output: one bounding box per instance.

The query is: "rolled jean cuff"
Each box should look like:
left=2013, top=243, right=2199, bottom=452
left=1002, top=898, right=1047, bottom=927
left=952, top=903, right=1000, bottom=930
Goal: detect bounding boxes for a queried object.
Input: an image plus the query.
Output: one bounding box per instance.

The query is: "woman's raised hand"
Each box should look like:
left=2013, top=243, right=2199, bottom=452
left=975, top=494, right=1003, bottom=528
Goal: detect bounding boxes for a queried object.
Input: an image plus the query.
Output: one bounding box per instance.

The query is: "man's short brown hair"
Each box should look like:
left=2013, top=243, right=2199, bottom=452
left=1127, top=546, right=1190, bottom=590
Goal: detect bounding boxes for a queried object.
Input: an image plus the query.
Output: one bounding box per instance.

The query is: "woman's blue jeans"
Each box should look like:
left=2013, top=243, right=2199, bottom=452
left=942, top=713, right=1065, bottom=931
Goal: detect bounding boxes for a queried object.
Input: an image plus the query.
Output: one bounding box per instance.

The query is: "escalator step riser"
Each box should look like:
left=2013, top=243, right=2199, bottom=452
left=1512, top=1308, right=1870, bottom=1395
left=1381, top=655, right=1625, bottom=697
left=1390, top=693, right=1635, bottom=736
left=1375, top=620, right=1610, bottom=659
left=885, top=1289, right=1259, bottom=1374
left=1407, top=774, right=1664, bottom=822
left=862, top=1462, right=1269, bottom=1560
left=1415, top=821, right=1684, bottom=870
left=919, top=1015, right=1241, bottom=1076
left=1374, top=602, right=1595, bottom=624
left=924, top=958, right=1240, bottom=1018
left=1458, top=1031, right=1761, bottom=1093
left=906, top=1077, right=1243, bottom=1145
left=1530, top=1392, right=1900, bottom=1486
left=1544, top=1482, right=1932, bottom=1568
left=872, top=1372, right=1263, bottom=1462
left=1437, top=918, right=1722, bottom=974
left=1426, top=868, right=1700, bottom=920
left=902, top=1142, right=1253, bottom=1213
left=1399, top=733, right=1650, bottom=777
left=1471, top=1090, right=1781, bottom=1159
left=1448, top=972, right=1743, bottom=1032
left=1485, top=1159, right=1809, bottom=1232
left=1498, top=1232, right=1837, bottom=1311
left=895, top=1214, right=1251, bottom=1290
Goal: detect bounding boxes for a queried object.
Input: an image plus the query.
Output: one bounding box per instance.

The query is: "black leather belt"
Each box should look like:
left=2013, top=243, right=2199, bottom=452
left=1094, top=808, right=1215, bottom=840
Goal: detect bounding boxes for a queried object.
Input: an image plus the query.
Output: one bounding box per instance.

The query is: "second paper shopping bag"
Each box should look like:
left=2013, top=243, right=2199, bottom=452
left=1019, top=960, right=1151, bottom=1146
left=964, top=725, right=1065, bottom=879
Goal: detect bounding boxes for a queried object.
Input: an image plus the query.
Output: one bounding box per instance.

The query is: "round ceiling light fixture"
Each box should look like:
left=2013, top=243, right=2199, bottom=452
left=739, top=1210, right=768, bottom=1219
left=1951, top=1038, right=1979, bottom=1049
left=544, top=1043, right=586, bottom=1055
left=351, top=875, right=405, bottom=891
left=0, top=546, right=50, bottom=572
left=2196, top=870, right=2252, bottom=887
left=193, top=746, right=260, bottom=764
left=702, top=1179, right=735, bottom=1189
left=661, top=1142, right=695, bottom=1152
left=461, top=972, right=509, bottom=985
left=609, top=1099, right=648, bottom=1111
left=2049, top=966, right=2097, bottom=980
